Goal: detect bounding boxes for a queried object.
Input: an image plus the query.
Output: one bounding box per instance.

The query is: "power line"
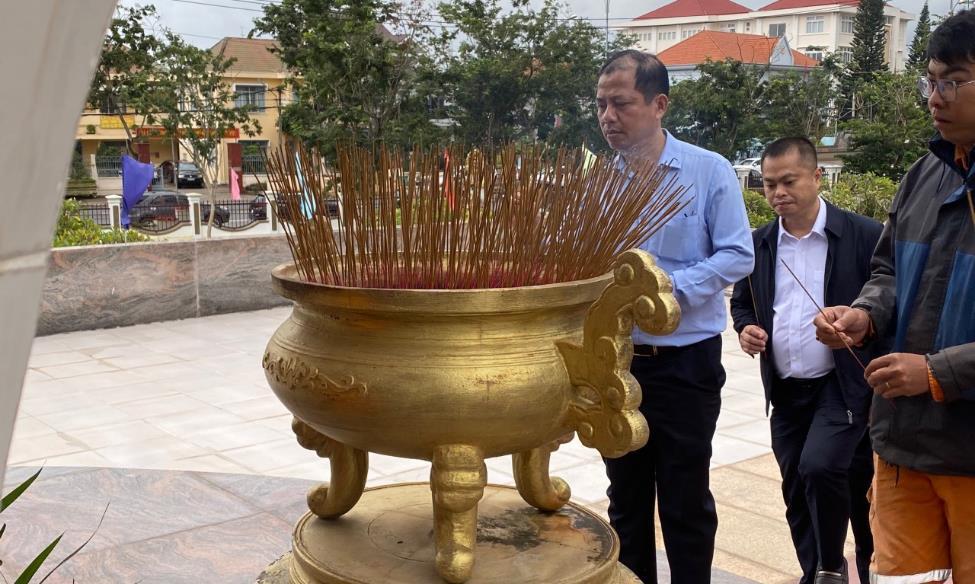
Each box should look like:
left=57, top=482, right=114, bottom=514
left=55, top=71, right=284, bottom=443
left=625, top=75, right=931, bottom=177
left=162, top=0, right=642, bottom=23
left=169, top=0, right=265, bottom=12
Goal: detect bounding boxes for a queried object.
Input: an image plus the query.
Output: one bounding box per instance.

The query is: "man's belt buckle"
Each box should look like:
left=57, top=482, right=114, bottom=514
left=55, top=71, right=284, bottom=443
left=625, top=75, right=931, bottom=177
left=633, top=344, right=659, bottom=357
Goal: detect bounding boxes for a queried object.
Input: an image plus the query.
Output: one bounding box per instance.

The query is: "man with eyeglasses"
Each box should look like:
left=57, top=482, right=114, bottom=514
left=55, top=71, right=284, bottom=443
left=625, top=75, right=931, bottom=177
left=814, top=10, right=975, bottom=584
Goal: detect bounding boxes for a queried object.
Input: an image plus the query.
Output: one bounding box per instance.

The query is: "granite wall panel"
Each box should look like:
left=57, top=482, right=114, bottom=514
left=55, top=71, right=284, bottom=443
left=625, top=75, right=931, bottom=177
left=196, top=235, right=293, bottom=317
left=37, top=235, right=294, bottom=336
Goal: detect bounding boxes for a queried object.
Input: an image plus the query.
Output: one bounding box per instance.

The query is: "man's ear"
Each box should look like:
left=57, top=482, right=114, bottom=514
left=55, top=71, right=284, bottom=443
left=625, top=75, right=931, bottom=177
left=655, top=94, right=669, bottom=118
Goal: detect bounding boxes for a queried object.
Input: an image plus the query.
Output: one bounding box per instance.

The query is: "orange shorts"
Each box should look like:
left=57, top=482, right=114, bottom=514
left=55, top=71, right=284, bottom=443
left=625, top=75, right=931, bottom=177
left=870, top=453, right=975, bottom=583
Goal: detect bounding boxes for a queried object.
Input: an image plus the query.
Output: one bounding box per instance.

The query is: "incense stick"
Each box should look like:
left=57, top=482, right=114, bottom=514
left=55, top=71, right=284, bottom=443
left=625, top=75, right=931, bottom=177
left=746, top=274, right=761, bottom=358
left=266, top=141, right=690, bottom=290
left=779, top=258, right=867, bottom=371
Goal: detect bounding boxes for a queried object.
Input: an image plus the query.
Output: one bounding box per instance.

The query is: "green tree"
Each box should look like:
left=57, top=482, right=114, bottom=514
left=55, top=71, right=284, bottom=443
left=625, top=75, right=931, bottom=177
left=665, top=59, right=765, bottom=160
left=434, top=0, right=627, bottom=149
left=841, top=72, right=931, bottom=180
left=87, top=4, right=166, bottom=154
left=840, top=0, right=888, bottom=118
left=761, top=63, right=838, bottom=143
left=850, top=0, right=887, bottom=73
left=151, top=32, right=261, bottom=237
left=907, top=2, right=932, bottom=71
left=251, top=0, right=438, bottom=153
left=822, top=172, right=896, bottom=221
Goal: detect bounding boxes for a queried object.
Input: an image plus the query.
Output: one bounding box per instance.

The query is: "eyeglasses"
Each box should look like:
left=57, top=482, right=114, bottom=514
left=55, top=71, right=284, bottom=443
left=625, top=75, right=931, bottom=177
left=918, top=77, right=975, bottom=102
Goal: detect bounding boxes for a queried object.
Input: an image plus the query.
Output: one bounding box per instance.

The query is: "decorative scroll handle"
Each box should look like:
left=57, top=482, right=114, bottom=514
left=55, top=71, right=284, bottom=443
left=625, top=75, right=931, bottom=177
left=556, top=249, right=680, bottom=458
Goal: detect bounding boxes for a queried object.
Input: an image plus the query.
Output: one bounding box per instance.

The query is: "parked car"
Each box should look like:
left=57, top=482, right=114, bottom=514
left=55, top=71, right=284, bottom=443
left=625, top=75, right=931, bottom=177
left=130, top=191, right=229, bottom=227
left=250, top=193, right=340, bottom=221
left=733, top=157, right=761, bottom=174
left=732, top=157, right=764, bottom=190
left=176, top=161, right=204, bottom=188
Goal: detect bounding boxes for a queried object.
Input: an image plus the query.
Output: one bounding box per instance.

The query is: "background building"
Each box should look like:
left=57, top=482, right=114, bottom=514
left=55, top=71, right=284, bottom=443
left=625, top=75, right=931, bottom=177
left=74, top=37, right=288, bottom=191
left=657, top=30, right=820, bottom=83
left=619, top=0, right=914, bottom=71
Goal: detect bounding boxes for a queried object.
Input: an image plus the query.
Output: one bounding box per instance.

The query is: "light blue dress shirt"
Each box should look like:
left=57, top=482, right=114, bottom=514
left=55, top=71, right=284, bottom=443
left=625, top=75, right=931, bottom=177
left=630, top=131, right=755, bottom=347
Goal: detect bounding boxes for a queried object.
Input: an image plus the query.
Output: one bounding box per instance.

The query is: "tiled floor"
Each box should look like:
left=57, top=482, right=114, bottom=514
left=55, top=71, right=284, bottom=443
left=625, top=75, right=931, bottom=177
left=5, top=304, right=832, bottom=583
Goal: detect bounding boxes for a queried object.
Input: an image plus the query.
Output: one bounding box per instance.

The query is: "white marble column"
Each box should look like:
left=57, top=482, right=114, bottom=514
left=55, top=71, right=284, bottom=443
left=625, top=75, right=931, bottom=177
left=0, top=1, right=118, bottom=478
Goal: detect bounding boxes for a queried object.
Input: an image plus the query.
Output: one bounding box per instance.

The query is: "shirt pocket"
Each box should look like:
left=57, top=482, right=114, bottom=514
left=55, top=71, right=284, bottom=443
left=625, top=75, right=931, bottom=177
left=657, top=209, right=705, bottom=263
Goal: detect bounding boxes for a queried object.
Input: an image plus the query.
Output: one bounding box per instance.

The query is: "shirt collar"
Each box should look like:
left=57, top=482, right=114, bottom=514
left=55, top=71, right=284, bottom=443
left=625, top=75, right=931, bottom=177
left=930, top=132, right=973, bottom=177
left=658, top=130, right=682, bottom=170
left=777, top=196, right=827, bottom=244
left=613, top=129, right=682, bottom=172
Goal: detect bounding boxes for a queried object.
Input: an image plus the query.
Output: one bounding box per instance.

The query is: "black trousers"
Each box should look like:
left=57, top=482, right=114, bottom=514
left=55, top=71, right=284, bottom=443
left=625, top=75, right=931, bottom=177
left=769, top=373, right=874, bottom=584
left=604, top=335, right=725, bottom=584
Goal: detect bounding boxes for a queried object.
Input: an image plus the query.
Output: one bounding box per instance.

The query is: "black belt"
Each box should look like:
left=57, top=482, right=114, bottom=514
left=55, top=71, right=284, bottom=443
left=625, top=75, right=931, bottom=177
left=775, top=372, right=833, bottom=390
left=632, top=343, right=683, bottom=357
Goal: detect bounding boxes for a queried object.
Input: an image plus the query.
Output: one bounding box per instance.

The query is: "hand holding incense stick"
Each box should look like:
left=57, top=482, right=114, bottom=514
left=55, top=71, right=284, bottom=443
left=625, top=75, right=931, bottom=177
left=779, top=259, right=867, bottom=371
left=745, top=275, right=762, bottom=359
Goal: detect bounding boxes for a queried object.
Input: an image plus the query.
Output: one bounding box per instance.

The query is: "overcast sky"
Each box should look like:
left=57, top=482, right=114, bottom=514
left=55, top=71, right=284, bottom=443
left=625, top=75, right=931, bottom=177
left=123, top=0, right=955, bottom=49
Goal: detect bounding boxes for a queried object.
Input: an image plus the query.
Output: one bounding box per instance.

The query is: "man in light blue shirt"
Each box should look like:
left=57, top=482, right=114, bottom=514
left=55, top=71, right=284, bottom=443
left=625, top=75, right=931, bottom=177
left=596, top=49, right=754, bottom=584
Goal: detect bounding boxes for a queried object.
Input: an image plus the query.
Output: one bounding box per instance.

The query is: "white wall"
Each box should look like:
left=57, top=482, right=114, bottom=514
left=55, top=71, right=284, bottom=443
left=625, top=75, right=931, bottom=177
left=0, top=1, right=117, bottom=479
left=622, top=4, right=913, bottom=71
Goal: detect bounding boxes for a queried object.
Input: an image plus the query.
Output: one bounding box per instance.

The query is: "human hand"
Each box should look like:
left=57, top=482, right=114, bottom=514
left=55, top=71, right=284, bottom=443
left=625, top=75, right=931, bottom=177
left=814, top=306, right=871, bottom=349
left=864, top=353, right=930, bottom=398
left=739, top=325, right=767, bottom=357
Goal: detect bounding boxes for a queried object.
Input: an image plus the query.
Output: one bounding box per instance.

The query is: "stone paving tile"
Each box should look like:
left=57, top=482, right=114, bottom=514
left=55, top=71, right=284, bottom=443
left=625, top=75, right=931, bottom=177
left=146, top=404, right=249, bottom=436
left=7, top=431, right=90, bottom=465
left=36, top=359, right=120, bottom=379
left=215, top=395, right=291, bottom=422
left=68, top=420, right=173, bottom=450
left=27, top=349, right=92, bottom=368
left=8, top=305, right=782, bottom=583
left=10, top=414, right=56, bottom=439
left=220, top=437, right=318, bottom=473
left=93, top=435, right=211, bottom=469
left=711, top=435, right=770, bottom=467
left=716, top=408, right=758, bottom=429
left=183, top=420, right=288, bottom=452
left=114, top=393, right=213, bottom=419
left=720, top=389, right=768, bottom=415
left=719, top=419, right=773, bottom=448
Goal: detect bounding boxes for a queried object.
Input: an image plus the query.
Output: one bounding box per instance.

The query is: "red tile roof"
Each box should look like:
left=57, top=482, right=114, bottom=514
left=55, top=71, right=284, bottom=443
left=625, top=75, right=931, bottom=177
left=759, top=0, right=857, bottom=10
left=210, top=38, right=285, bottom=73
left=657, top=31, right=821, bottom=67
left=635, top=0, right=752, bottom=19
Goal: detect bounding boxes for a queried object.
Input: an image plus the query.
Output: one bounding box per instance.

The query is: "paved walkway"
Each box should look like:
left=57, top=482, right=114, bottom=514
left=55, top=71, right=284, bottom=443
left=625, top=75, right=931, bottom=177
left=6, top=305, right=860, bottom=583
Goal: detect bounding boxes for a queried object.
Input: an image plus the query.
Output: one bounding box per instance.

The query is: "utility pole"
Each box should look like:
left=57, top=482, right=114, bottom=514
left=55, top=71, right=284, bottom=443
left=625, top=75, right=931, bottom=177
left=605, top=0, right=611, bottom=56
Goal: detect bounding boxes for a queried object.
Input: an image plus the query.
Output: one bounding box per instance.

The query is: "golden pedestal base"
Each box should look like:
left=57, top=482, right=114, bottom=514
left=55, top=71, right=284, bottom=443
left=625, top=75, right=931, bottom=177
left=258, top=483, right=639, bottom=584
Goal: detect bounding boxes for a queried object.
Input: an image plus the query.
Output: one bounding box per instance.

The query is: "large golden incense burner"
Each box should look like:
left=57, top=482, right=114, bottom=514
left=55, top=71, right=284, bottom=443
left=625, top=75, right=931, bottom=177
left=264, top=249, right=678, bottom=583
left=260, top=142, right=686, bottom=583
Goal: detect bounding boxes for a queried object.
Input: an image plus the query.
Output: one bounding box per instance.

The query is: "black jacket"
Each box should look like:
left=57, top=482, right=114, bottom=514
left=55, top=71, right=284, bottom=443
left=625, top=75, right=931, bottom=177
left=852, top=137, right=975, bottom=476
left=730, top=201, right=885, bottom=415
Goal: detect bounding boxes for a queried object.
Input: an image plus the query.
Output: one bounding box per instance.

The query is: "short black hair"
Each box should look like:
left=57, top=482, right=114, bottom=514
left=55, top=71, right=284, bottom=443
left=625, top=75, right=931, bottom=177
left=927, top=9, right=975, bottom=67
left=761, top=137, right=818, bottom=170
left=598, top=50, right=670, bottom=101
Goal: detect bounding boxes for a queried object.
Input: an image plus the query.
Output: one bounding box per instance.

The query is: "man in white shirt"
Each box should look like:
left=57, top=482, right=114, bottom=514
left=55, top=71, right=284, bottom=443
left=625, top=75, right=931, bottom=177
left=730, top=138, right=884, bottom=584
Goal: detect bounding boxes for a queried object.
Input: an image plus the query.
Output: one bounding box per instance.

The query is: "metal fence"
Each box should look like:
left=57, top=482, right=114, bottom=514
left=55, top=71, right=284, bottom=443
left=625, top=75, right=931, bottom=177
left=95, top=156, right=122, bottom=177
left=241, top=154, right=266, bottom=175
left=130, top=201, right=190, bottom=234
left=78, top=202, right=112, bottom=228
left=213, top=198, right=263, bottom=230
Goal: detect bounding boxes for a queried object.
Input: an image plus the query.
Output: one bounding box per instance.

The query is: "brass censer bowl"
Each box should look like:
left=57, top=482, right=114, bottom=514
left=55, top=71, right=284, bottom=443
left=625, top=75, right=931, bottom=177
left=263, top=249, right=679, bottom=583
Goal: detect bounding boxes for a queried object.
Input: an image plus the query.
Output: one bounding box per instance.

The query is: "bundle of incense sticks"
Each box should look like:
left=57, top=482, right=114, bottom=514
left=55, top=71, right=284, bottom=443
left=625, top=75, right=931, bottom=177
left=264, top=141, right=690, bottom=290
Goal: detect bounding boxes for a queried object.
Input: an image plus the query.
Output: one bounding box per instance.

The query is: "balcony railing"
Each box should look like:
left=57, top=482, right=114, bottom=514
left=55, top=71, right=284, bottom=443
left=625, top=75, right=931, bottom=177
left=95, top=156, right=122, bottom=177
left=241, top=154, right=267, bottom=175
